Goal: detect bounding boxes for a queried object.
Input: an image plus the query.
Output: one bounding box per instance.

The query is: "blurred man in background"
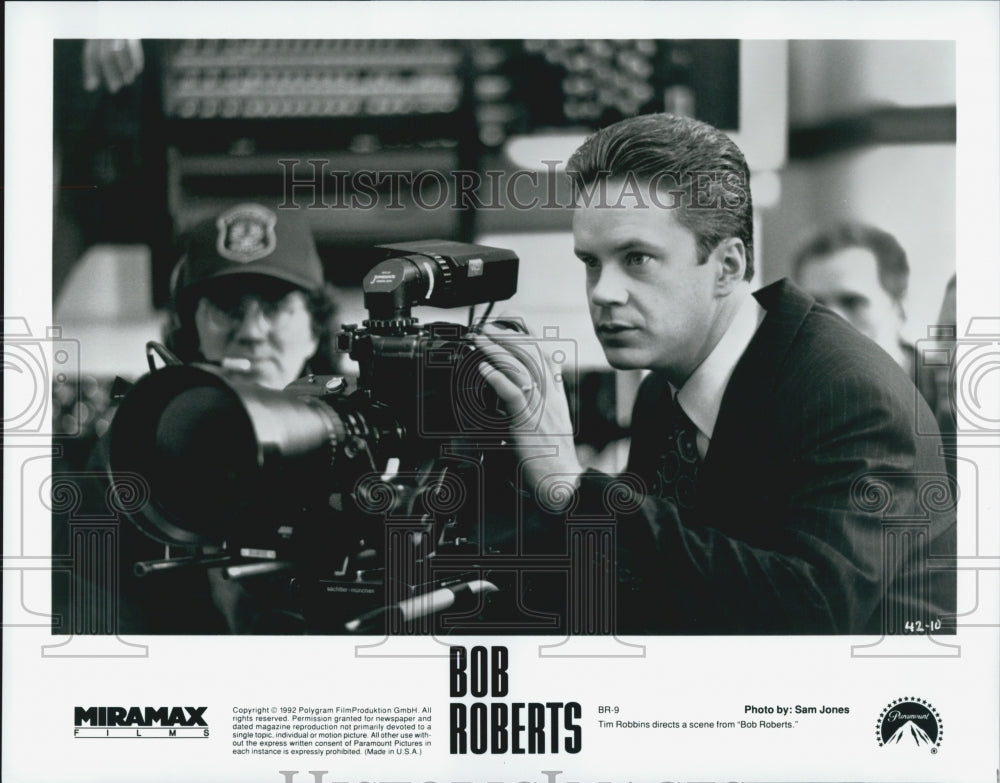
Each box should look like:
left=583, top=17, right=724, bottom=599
left=792, top=222, right=913, bottom=370
left=792, top=221, right=945, bottom=421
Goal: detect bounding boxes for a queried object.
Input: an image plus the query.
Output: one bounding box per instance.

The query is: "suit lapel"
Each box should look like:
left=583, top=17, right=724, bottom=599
left=697, top=279, right=816, bottom=507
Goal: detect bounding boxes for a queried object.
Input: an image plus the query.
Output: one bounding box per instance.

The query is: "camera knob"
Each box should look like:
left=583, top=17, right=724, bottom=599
left=363, top=317, right=418, bottom=334
left=428, top=253, right=454, bottom=290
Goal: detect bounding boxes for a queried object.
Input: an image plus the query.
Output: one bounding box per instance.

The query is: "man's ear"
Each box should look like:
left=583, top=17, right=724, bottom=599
left=711, top=238, right=747, bottom=294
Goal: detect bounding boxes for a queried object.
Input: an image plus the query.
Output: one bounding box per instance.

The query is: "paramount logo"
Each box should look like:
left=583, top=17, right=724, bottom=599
left=74, top=707, right=210, bottom=739
left=875, top=697, right=942, bottom=753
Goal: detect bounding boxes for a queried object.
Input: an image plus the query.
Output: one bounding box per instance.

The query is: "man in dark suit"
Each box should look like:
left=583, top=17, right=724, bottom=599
left=475, top=113, right=955, bottom=635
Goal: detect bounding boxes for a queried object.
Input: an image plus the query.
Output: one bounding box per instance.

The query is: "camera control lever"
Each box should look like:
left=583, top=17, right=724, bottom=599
left=344, top=578, right=499, bottom=633
left=134, top=553, right=234, bottom=578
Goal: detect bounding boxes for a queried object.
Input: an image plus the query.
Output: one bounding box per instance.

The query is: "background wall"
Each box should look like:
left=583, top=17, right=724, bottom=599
left=54, top=39, right=957, bottom=384
left=788, top=40, right=955, bottom=123
left=761, top=40, right=956, bottom=344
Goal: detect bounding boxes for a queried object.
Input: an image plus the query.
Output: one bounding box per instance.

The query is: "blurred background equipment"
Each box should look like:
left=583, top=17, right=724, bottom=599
left=53, top=39, right=955, bottom=480
left=158, top=39, right=739, bottom=286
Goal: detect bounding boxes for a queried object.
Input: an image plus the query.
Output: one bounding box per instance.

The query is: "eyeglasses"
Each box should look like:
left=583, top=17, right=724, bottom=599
left=200, top=291, right=305, bottom=331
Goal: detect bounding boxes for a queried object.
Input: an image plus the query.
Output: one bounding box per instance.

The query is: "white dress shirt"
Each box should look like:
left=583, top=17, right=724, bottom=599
left=674, top=293, right=766, bottom=459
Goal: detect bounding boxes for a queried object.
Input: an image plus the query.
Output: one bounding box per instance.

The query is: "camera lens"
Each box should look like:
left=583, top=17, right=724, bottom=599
left=151, top=385, right=258, bottom=540
left=110, top=365, right=345, bottom=546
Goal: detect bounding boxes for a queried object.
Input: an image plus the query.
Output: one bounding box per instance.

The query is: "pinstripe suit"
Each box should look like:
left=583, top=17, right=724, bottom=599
left=577, top=278, right=956, bottom=634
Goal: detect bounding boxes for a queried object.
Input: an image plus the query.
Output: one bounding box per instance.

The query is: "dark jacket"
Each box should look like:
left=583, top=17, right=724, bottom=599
left=577, top=278, right=956, bottom=634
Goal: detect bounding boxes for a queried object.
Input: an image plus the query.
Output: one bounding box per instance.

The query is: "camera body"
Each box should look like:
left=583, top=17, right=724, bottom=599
left=109, top=240, right=545, bottom=632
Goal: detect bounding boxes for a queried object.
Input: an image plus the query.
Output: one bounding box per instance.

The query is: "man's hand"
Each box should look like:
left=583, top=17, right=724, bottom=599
left=83, top=40, right=144, bottom=94
left=471, top=324, right=583, bottom=504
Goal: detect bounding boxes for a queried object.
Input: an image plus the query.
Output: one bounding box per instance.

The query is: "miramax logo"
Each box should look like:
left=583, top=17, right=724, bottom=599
left=74, top=707, right=209, bottom=738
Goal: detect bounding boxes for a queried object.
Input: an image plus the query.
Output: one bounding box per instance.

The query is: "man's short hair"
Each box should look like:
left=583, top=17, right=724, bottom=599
left=792, top=222, right=910, bottom=306
left=566, top=113, right=755, bottom=280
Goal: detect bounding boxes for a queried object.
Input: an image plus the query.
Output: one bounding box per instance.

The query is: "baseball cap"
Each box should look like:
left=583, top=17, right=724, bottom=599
left=173, top=203, right=324, bottom=306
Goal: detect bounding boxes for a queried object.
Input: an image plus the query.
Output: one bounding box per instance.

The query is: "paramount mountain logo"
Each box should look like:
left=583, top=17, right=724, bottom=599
left=885, top=720, right=934, bottom=746
left=876, top=698, right=942, bottom=753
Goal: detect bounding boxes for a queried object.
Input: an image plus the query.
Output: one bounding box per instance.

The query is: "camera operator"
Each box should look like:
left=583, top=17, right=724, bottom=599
left=475, top=113, right=955, bottom=635
left=77, top=204, right=341, bottom=634
left=159, top=204, right=343, bottom=632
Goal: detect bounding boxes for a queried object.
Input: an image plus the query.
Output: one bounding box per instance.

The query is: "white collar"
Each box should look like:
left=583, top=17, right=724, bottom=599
left=675, top=292, right=765, bottom=449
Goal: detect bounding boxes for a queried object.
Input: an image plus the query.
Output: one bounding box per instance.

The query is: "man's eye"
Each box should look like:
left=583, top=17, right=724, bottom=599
left=267, top=293, right=303, bottom=314
left=579, top=256, right=599, bottom=269
left=207, top=294, right=241, bottom=312
left=270, top=295, right=295, bottom=313
left=838, top=295, right=866, bottom=312
left=624, top=252, right=652, bottom=266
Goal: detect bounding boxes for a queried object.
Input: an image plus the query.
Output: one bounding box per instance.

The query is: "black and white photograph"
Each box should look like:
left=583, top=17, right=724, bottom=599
left=4, top=3, right=999, bottom=783
left=45, top=34, right=959, bottom=638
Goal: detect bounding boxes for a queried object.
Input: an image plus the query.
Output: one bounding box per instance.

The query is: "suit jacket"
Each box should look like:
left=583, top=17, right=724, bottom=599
left=576, top=278, right=956, bottom=634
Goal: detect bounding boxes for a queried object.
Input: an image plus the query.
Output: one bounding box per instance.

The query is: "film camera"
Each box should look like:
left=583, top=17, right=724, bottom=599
left=109, top=240, right=565, bottom=633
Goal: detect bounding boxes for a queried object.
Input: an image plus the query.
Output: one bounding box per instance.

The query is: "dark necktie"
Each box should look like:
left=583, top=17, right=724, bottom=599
left=650, top=394, right=703, bottom=519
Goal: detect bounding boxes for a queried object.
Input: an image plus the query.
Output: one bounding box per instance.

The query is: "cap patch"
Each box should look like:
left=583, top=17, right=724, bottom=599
left=216, top=204, right=278, bottom=263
